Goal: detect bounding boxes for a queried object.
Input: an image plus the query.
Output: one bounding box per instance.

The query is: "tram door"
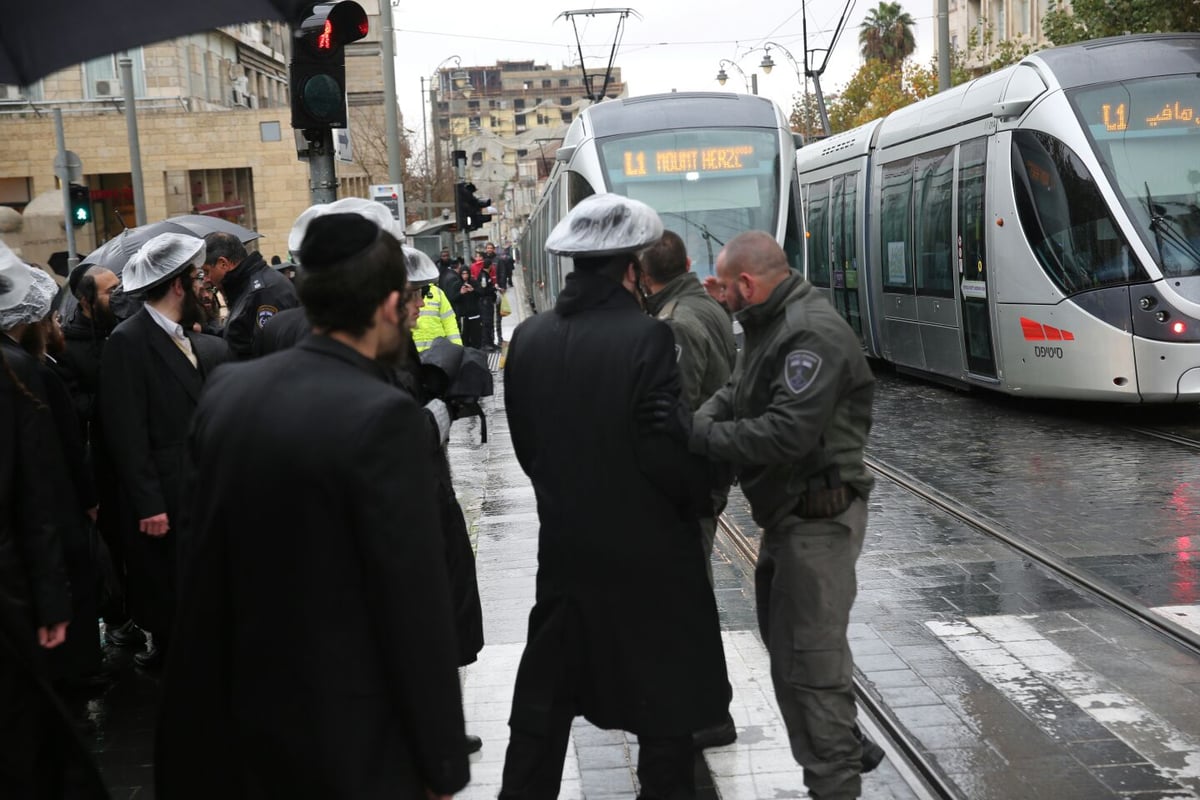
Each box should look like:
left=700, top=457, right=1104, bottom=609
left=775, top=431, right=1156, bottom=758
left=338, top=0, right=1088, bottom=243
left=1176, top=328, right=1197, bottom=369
left=957, top=138, right=997, bottom=377
left=830, top=175, right=865, bottom=343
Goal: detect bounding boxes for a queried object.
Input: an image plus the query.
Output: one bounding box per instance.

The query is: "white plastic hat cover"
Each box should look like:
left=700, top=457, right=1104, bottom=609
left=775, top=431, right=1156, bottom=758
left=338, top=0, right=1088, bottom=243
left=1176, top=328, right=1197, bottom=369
left=122, top=232, right=205, bottom=293
left=544, top=193, right=663, bottom=257
left=289, top=198, right=410, bottom=266
left=401, top=245, right=439, bottom=284
left=0, top=239, right=34, bottom=313
left=0, top=264, right=57, bottom=329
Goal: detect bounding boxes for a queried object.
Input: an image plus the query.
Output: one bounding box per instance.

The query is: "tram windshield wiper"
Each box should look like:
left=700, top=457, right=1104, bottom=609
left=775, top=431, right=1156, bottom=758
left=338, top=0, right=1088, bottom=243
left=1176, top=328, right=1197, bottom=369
left=659, top=211, right=726, bottom=269
left=1143, top=182, right=1200, bottom=275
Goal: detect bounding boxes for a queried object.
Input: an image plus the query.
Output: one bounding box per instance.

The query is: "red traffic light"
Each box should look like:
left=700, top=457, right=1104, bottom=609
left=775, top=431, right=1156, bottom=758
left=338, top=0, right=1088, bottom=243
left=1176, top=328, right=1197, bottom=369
left=297, top=1, right=369, bottom=56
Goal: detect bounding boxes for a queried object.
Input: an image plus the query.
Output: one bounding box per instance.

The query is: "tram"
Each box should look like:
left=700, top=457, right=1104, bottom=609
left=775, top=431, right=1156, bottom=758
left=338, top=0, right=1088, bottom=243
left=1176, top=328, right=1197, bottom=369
left=796, top=33, right=1200, bottom=402
left=519, top=91, right=805, bottom=313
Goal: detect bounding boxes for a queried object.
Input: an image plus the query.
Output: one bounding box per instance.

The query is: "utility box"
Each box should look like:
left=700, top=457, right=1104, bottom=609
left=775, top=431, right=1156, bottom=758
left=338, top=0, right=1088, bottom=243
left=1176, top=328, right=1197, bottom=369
left=370, top=183, right=404, bottom=222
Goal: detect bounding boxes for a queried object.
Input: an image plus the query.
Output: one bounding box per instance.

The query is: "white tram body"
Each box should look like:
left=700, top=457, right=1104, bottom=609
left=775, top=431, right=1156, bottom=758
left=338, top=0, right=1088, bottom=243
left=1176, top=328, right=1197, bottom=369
left=520, top=92, right=805, bottom=314
left=796, top=34, right=1200, bottom=402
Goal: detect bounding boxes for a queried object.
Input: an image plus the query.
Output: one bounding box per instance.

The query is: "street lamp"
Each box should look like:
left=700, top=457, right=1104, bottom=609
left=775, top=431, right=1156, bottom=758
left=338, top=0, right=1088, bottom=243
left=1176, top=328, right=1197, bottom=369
left=715, top=59, right=757, bottom=95
left=757, top=41, right=829, bottom=137
left=422, top=55, right=463, bottom=219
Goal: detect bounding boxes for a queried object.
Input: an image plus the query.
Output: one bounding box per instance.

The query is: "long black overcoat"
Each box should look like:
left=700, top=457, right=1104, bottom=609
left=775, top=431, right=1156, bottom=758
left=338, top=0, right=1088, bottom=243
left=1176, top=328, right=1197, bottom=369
left=156, top=335, right=469, bottom=800
left=503, top=270, right=731, bottom=737
left=98, top=308, right=230, bottom=635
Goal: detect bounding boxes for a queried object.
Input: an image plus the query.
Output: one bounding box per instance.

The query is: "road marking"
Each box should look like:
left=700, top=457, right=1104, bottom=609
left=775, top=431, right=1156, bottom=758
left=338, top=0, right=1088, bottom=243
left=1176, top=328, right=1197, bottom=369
left=1152, top=604, right=1200, bottom=636
left=927, top=615, right=1200, bottom=793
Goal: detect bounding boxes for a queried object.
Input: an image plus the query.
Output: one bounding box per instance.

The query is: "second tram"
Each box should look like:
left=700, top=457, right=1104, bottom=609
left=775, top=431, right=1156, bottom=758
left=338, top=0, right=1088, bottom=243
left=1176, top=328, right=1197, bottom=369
left=796, top=33, right=1200, bottom=402
left=520, top=91, right=804, bottom=313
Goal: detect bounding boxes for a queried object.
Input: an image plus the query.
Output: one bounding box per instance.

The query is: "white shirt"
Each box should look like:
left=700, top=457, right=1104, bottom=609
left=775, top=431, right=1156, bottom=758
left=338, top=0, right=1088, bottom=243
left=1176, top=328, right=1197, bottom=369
left=144, top=302, right=197, bottom=368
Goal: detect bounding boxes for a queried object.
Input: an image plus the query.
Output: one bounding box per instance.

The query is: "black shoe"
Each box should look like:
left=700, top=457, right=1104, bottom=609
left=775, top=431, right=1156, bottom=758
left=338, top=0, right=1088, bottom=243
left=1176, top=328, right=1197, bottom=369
left=465, top=734, right=482, bottom=754
left=854, top=725, right=885, bottom=773
left=104, top=620, right=145, bottom=649
left=133, top=644, right=164, bottom=672
left=692, top=718, right=737, bottom=750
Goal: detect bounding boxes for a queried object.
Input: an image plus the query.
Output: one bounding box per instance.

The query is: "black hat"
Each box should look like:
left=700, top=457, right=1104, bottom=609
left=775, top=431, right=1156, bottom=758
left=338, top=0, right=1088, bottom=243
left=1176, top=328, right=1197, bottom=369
left=299, top=213, right=380, bottom=269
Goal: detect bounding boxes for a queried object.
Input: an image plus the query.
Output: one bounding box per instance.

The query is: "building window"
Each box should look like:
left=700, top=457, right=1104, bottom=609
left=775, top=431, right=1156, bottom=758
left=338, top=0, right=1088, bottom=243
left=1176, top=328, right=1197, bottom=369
left=259, top=121, right=282, bottom=142
left=0, top=82, right=42, bottom=102
left=523, top=80, right=532, bottom=90
left=559, top=78, right=570, bottom=87
left=542, top=79, right=552, bottom=88
left=84, top=50, right=147, bottom=99
left=517, top=148, right=528, bottom=157
left=514, top=98, right=525, bottom=111
left=515, top=114, right=526, bottom=126
left=468, top=100, right=480, bottom=110
left=469, top=116, right=481, bottom=131
left=472, top=151, right=484, bottom=167
left=560, top=96, right=572, bottom=106
left=562, top=112, right=573, bottom=123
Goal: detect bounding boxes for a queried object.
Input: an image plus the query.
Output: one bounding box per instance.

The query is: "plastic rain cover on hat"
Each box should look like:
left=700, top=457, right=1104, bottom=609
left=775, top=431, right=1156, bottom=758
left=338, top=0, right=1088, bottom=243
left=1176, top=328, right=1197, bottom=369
left=288, top=198, right=410, bottom=266
left=401, top=245, right=438, bottom=284
left=0, top=239, right=34, bottom=313
left=0, top=264, right=57, bottom=329
left=544, top=193, right=663, bottom=257
left=122, top=232, right=205, bottom=293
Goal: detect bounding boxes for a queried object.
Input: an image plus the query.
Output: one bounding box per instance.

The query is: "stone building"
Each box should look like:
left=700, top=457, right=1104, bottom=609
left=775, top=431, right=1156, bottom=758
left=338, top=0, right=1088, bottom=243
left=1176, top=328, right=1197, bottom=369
left=945, top=0, right=1070, bottom=68
left=0, top=4, right=397, bottom=266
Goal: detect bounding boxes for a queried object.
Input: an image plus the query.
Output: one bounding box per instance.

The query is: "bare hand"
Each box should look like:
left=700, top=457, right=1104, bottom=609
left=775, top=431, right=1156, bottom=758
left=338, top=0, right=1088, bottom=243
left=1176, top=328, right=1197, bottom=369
left=702, top=276, right=725, bottom=303
left=425, top=791, right=452, bottom=800
left=86, top=505, right=99, bottom=523
left=140, top=513, right=170, bottom=537
left=38, top=621, right=69, bottom=649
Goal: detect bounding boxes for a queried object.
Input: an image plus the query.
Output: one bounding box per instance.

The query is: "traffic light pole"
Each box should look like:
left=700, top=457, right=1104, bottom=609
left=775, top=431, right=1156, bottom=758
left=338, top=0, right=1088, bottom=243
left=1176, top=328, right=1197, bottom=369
left=119, top=55, right=147, bottom=227
left=53, top=109, right=78, bottom=270
left=305, top=129, right=339, bottom=205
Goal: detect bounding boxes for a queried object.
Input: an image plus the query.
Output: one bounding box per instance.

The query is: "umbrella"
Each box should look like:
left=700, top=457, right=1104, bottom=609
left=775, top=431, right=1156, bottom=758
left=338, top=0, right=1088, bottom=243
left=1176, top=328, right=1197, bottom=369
left=420, top=338, right=495, bottom=442
left=0, top=1, right=313, bottom=87
left=81, top=217, right=258, bottom=275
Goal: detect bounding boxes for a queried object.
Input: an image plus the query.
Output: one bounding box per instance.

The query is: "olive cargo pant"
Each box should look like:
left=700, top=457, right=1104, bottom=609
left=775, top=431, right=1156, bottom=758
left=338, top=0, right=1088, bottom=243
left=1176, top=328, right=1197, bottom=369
left=755, top=497, right=867, bottom=800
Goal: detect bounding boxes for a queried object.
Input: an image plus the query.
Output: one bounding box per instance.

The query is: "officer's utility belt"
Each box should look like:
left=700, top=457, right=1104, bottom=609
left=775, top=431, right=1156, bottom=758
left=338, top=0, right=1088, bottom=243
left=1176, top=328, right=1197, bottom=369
left=793, top=467, right=856, bottom=519
left=794, top=486, right=856, bottom=519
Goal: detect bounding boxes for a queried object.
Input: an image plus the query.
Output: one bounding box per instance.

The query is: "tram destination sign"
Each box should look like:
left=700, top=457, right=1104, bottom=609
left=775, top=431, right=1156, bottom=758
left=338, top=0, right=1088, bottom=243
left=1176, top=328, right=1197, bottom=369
left=622, top=145, right=755, bottom=177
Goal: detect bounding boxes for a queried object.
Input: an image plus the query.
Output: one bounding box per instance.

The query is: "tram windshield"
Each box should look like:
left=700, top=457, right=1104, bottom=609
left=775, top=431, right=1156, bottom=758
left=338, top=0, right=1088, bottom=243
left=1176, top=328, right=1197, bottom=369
left=1071, top=75, right=1200, bottom=279
left=597, top=128, right=780, bottom=278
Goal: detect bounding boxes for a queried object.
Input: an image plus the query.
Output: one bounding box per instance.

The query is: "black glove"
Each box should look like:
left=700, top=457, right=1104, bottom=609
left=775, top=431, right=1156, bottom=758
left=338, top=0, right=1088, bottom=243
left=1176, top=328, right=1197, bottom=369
left=636, top=390, right=692, bottom=443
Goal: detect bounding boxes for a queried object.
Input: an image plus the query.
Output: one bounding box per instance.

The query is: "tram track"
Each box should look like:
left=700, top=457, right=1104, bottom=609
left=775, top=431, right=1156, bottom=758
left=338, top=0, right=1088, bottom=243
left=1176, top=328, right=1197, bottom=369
left=716, top=514, right=957, bottom=800
left=864, top=454, right=1200, bottom=659
left=1124, top=425, right=1200, bottom=451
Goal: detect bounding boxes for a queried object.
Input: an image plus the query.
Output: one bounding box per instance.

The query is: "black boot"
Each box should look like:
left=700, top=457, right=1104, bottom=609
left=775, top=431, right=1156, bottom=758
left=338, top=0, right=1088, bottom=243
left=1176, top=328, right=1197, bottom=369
left=854, top=725, right=885, bottom=773
left=692, top=713, right=737, bottom=750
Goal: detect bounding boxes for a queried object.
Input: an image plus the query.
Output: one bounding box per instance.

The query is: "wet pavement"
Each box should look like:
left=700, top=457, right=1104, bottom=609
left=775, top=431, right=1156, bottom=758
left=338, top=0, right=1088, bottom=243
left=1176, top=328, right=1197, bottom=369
left=80, top=282, right=1200, bottom=799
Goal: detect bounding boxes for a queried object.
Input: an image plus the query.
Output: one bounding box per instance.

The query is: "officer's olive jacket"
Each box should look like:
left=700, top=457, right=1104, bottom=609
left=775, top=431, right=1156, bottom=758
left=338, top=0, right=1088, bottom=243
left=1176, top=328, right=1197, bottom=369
left=692, top=272, right=874, bottom=529
left=645, top=273, right=737, bottom=412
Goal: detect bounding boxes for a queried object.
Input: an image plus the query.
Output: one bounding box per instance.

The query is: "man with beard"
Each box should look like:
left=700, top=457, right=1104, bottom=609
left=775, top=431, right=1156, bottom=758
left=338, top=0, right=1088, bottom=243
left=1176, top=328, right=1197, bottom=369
left=157, top=213, right=468, bottom=800
left=54, top=265, right=143, bottom=651
left=202, top=232, right=298, bottom=359
left=100, top=233, right=231, bottom=671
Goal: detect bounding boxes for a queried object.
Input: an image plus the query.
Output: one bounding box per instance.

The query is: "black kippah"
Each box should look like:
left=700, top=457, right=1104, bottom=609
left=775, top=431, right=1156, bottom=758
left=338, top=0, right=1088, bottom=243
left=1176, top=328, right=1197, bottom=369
left=300, top=213, right=380, bottom=269
left=68, top=263, right=88, bottom=298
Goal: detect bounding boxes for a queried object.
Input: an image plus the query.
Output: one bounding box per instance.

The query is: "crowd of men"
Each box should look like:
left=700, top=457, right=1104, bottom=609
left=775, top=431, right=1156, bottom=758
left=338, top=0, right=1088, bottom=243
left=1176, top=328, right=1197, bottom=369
left=0, top=190, right=879, bottom=800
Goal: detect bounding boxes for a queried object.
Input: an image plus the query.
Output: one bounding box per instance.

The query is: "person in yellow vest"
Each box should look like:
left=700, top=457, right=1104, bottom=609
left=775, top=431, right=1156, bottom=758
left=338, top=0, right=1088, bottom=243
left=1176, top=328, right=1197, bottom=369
left=412, top=280, right=462, bottom=352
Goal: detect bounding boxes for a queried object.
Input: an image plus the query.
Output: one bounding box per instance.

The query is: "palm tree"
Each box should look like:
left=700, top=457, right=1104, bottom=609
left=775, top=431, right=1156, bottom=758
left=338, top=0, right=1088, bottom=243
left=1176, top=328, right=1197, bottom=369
left=859, top=2, right=917, bottom=65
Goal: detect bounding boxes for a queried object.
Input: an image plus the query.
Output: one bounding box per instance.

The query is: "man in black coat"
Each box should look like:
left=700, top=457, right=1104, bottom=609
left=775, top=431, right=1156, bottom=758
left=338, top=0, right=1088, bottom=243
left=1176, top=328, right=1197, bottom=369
left=0, top=251, right=106, bottom=798
left=500, top=195, right=731, bottom=799
left=203, top=232, right=299, bottom=359
left=100, top=233, right=231, bottom=669
left=157, top=214, right=469, bottom=799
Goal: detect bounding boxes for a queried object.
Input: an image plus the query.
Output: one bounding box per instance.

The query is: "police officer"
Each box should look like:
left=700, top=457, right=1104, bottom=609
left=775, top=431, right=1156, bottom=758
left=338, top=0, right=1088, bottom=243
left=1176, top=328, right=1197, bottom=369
left=202, top=232, right=299, bottom=359
left=645, top=230, right=879, bottom=799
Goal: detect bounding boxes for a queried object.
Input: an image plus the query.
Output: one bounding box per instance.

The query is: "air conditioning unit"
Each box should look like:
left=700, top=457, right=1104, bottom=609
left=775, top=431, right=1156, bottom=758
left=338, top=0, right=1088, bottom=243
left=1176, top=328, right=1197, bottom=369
left=93, top=79, right=116, bottom=97
left=0, top=85, right=20, bottom=100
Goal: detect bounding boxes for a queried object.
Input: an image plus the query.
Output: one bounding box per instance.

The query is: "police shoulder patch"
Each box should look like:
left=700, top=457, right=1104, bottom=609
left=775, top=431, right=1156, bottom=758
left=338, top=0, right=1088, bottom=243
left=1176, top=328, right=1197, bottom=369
left=784, top=349, right=822, bottom=394
left=256, top=304, right=279, bottom=328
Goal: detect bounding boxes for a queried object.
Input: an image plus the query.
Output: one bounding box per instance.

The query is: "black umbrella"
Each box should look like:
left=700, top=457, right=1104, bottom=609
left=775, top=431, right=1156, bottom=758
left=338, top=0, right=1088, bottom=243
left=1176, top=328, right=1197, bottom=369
left=420, top=338, right=495, bottom=442
left=81, top=217, right=259, bottom=275
left=0, top=1, right=312, bottom=87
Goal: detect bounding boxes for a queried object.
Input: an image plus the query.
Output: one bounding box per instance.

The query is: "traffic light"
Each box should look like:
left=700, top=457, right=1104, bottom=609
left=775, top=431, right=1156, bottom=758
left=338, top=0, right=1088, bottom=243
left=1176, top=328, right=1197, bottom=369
left=455, top=182, right=493, bottom=232
left=68, top=184, right=91, bottom=227
left=289, top=2, right=369, bottom=130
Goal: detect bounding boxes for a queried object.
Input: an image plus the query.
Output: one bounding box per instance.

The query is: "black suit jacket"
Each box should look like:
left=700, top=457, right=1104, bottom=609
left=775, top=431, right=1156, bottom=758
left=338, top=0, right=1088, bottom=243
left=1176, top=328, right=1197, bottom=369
left=157, top=335, right=469, bottom=799
left=99, top=308, right=230, bottom=524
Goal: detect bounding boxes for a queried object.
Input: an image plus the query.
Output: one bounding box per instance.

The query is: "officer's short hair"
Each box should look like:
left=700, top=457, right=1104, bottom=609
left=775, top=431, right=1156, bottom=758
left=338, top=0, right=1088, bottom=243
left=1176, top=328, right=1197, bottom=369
left=204, top=232, right=248, bottom=267
left=640, top=230, right=687, bottom=285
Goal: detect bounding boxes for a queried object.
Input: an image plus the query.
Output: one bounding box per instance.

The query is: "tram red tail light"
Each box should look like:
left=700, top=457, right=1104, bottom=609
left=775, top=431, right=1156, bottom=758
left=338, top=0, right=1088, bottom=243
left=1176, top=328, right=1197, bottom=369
left=1173, top=321, right=1187, bottom=335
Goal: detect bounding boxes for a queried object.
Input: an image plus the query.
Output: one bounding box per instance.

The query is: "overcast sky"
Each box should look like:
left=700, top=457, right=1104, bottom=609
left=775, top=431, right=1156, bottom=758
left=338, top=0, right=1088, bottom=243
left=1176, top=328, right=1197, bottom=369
left=388, top=0, right=935, bottom=148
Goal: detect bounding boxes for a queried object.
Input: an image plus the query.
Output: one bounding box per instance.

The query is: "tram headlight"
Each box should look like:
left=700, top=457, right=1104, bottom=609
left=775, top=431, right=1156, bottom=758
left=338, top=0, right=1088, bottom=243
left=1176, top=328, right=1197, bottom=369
left=1139, top=296, right=1158, bottom=311
left=1156, top=310, right=1170, bottom=323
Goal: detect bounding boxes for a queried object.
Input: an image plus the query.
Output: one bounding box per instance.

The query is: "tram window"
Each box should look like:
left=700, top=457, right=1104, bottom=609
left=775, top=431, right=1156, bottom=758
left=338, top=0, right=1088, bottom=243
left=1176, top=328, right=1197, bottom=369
left=1012, top=130, right=1147, bottom=295
left=959, top=138, right=987, bottom=283
left=567, top=171, right=595, bottom=208
left=784, top=175, right=805, bottom=272
left=915, top=148, right=954, bottom=297
left=833, top=175, right=857, bottom=287
left=806, top=182, right=831, bottom=287
left=881, top=160, right=914, bottom=291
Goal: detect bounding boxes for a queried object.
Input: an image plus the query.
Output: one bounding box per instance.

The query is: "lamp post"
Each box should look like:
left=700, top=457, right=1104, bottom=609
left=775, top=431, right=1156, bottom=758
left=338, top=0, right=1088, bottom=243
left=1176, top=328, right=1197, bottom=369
left=380, top=0, right=403, bottom=185
left=715, top=59, right=757, bottom=95
left=757, top=41, right=829, bottom=138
